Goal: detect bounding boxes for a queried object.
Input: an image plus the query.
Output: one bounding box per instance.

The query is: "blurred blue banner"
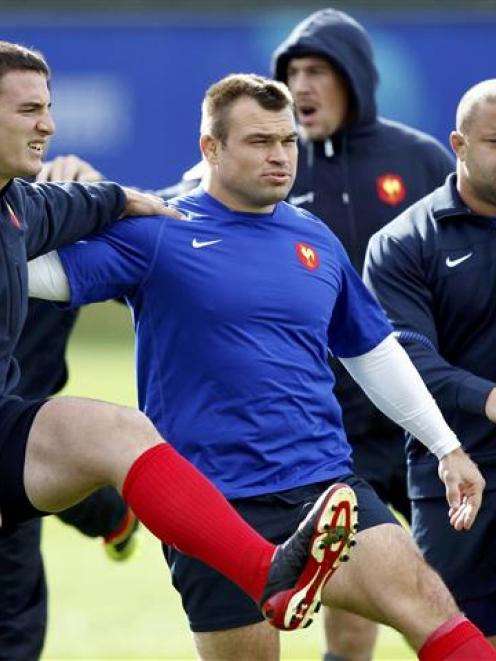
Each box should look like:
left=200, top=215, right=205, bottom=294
left=3, top=9, right=495, bottom=188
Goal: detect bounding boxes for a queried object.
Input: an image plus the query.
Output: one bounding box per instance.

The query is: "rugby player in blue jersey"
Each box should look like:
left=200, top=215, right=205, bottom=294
left=29, top=73, right=495, bottom=660
left=0, top=41, right=359, bottom=643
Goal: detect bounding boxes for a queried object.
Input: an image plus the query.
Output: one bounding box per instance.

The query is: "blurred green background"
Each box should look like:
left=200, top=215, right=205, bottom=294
left=40, top=301, right=414, bottom=660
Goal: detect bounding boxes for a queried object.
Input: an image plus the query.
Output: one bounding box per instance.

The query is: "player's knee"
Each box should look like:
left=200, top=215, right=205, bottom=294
left=110, top=406, right=158, bottom=442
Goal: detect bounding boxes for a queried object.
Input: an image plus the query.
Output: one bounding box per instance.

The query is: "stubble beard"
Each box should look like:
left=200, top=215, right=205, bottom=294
left=254, top=183, right=292, bottom=208
left=234, top=179, right=292, bottom=209
left=472, top=176, right=496, bottom=209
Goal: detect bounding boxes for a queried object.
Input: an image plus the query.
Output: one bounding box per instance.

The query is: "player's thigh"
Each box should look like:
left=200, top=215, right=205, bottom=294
left=320, top=475, right=396, bottom=645
left=413, top=492, right=496, bottom=637
left=0, top=395, right=136, bottom=526
left=23, top=397, right=162, bottom=514
left=28, top=396, right=159, bottom=464
left=322, top=522, right=459, bottom=646
left=322, top=523, right=418, bottom=617
left=320, top=474, right=401, bottom=621
left=321, top=478, right=454, bottom=620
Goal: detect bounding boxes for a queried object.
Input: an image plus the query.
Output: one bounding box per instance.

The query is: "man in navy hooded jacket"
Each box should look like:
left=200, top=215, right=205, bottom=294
left=271, top=8, right=454, bottom=660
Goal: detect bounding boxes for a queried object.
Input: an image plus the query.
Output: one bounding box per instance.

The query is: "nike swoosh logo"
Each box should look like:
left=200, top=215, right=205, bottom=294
left=288, top=191, right=314, bottom=206
left=446, top=252, right=473, bottom=268
left=192, top=238, right=222, bottom=249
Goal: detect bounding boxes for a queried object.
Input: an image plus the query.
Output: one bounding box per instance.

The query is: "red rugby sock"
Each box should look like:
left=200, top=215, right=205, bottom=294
left=122, top=443, right=274, bottom=601
left=419, top=615, right=496, bottom=660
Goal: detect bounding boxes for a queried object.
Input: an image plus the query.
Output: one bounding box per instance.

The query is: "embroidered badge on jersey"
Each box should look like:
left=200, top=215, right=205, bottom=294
left=6, top=202, right=21, bottom=229
left=377, top=174, right=406, bottom=206
left=296, top=242, right=320, bottom=270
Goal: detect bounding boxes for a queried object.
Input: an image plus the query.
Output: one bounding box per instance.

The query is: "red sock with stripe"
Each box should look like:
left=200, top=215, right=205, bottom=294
left=419, top=615, right=496, bottom=660
left=122, top=443, right=274, bottom=602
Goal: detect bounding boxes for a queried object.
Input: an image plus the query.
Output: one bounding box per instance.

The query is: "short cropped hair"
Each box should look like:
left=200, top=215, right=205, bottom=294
left=0, top=41, right=50, bottom=84
left=201, top=73, right=294, bottom=144
left=456, top=79, right=496, bottom=133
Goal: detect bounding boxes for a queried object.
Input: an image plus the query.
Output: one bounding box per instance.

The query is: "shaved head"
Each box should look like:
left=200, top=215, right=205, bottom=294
left=450, top=79, right=496, bottom=216
left=456, top=79, right=496, bottom=133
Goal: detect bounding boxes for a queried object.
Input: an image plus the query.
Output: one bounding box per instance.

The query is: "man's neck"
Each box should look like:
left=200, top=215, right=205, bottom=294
left=202, top=177, right=276, bottom=214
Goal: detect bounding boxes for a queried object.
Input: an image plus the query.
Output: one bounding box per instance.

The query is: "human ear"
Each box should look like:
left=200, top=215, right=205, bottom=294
left=200, top=134, right=219, bottom=164
left=449, top=131, right=466, bottom=160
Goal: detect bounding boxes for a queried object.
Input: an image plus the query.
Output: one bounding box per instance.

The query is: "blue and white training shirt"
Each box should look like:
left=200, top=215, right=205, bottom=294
left=59, top=187, right=392, bottom=498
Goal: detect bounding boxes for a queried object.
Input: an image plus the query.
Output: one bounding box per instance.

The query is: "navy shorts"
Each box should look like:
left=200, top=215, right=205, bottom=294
left=164, top=475, right=399, bottom=632
left=412, top=491, right=496, bottom=636
left=0, top=396, right=48, bottom=532
left=349, top=429, right=411, bottom=524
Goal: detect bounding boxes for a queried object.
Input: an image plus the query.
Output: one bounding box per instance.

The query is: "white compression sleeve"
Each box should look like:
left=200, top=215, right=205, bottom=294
left=339, top=334, right=461, bottom=459
left=28, top=251, right=70, bottom=301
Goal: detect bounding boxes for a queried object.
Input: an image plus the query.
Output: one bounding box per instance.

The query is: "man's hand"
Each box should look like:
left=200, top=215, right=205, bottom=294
left=37, top=155, right=104, bottom=183
left=121, top=187, right=184, bottom=219
left=438, top=447, right=485, bottom=531
left=36, top=154, right=184, bottom=220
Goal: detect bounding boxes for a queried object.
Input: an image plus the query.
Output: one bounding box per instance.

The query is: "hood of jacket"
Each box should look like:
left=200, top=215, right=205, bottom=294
left=272, top=8, right=378, bottom=128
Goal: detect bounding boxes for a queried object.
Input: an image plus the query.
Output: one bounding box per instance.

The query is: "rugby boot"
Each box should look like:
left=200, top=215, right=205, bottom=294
left=260, top=483, right=358, bottom=630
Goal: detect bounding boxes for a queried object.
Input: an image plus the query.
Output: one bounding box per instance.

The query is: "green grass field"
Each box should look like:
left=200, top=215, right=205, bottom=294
left=40, top=301, right=415, bottom=660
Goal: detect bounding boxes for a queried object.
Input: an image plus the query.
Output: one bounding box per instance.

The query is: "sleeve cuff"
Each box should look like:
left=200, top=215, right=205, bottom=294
left=456, top=373, right=495, bottom=416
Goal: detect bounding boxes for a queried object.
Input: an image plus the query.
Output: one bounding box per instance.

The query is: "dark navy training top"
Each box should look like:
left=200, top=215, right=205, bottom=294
left=365, top=174, right=496, bottom=497
left=0, top=177, right=125, bottom=402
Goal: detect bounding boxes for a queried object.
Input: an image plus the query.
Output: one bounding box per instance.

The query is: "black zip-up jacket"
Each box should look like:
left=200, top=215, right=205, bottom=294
left=13, top=301, right=79, bottom=399
left=364, top=174, right=496, bottom=497
left=0, top=178, right=125, bottom=399
left=272, top=9, right=454, bottom=439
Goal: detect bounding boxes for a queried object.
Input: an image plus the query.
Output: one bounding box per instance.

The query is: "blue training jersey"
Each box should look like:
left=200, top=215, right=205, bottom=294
left=59, top=187, right=392, bottom=498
